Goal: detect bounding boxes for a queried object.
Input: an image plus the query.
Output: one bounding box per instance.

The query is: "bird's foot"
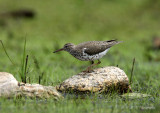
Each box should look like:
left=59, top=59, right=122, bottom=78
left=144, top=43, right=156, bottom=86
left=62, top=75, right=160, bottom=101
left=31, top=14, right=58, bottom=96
left=82, top=60, right=101, bottom=73
left=82, top=68, right=93, bottom=73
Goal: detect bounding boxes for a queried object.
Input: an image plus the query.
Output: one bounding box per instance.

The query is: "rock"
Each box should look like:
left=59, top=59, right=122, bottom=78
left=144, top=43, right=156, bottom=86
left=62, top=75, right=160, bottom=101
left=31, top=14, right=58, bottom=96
left=0, top=72, right=62, bottom=99
left=0, top=72, right=19, bottom=97
left=56, top=66, right=132, bottom=94
left=17, top=83, right=63, bottom=100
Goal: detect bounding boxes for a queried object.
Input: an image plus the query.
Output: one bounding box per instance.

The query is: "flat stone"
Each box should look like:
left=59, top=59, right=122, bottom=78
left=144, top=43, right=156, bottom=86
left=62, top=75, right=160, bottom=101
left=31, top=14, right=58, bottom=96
left=56, top=66, right=132, bottom=94
left=18, top=83, right=63, bottom=100
left=0, top=72, right=63, bottom=99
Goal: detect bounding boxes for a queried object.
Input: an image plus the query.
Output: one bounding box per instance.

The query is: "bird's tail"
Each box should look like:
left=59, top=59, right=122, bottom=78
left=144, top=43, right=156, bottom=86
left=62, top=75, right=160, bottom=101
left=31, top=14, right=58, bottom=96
left=105, top=39, right=123, bottom=48
left=116, top=40, right=123, bottom=44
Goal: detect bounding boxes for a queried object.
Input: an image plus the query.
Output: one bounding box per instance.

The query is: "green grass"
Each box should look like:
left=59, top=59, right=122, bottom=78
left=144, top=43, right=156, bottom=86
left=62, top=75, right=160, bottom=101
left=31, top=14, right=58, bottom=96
left=0, top=0, right=160, bottom=113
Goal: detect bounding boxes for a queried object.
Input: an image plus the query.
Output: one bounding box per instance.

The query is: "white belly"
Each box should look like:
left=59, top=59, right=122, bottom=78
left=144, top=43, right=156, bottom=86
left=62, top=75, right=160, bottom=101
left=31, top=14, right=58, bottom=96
left=80, top=48, right=110, bottom=61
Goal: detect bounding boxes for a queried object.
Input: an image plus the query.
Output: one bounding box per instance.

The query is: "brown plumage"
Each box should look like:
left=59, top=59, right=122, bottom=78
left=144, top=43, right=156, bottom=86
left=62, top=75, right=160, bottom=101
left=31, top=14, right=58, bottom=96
left=53, top=40, right=122, bottom=72
left=75, top=40, right=121, bottom=55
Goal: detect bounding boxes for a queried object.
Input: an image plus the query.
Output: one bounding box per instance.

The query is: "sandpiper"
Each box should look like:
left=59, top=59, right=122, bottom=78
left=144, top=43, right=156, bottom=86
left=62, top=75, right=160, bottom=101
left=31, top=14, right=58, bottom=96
left=53, top=40, right=122, bottom=72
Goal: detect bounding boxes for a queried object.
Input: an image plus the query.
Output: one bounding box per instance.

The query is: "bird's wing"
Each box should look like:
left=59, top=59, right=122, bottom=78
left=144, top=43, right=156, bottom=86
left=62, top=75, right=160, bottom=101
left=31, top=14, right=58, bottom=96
left=76, top=40, right=121, bottom=55
left=84, top=44, right=107, bottom=55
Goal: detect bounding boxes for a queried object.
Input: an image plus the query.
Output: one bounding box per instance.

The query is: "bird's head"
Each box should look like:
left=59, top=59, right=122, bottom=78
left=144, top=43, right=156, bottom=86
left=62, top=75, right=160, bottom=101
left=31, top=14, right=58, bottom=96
left=53, top=43, right=75, bottom=53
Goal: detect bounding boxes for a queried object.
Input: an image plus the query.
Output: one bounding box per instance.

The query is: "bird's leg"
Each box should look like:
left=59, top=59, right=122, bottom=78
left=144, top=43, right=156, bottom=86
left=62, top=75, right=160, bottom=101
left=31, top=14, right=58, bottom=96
left=83, top=61, right=94, bottom=73
left=97, top=59, right=101, bottom=65
left=91, top=61, right=94, bottom=64
left=89, top=60, right=101, bottom=70
left=83, top=60, right=101, bottom=73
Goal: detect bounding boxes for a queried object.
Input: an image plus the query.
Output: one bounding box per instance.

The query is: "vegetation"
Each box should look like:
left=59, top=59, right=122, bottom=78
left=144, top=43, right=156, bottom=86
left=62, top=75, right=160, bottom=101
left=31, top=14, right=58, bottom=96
left=0, top=0, right=160, bottom=112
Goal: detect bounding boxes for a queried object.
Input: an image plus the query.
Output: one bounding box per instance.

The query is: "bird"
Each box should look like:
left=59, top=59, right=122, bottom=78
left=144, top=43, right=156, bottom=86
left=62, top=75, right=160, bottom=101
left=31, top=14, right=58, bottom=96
left=53, top=39, right=123, bottom=72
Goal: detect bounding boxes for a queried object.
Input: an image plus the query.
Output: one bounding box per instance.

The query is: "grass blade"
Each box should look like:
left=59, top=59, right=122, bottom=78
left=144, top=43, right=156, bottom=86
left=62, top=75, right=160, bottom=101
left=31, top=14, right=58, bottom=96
left=0, top=40, right=14, bottom=65
left=130, top=58, right=136, bottom=85
left=20, top=37, right=27, bottom=82
left=24, top=55, right=29, bottom=83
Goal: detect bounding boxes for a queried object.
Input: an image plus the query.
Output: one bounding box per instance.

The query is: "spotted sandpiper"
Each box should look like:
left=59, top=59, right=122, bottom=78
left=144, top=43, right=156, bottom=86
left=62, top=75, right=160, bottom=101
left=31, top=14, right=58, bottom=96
left=53, top=40, right=122, bottom=72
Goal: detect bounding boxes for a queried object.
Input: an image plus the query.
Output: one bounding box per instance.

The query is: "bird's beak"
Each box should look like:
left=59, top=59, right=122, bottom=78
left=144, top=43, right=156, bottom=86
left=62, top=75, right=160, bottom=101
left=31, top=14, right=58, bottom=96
left=53, top=48, right=64, bottom=53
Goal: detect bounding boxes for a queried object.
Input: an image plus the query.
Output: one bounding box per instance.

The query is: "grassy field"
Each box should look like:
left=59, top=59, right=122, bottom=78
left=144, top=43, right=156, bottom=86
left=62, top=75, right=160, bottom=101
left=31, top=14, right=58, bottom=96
left=0, top=0, right=160, bottom=112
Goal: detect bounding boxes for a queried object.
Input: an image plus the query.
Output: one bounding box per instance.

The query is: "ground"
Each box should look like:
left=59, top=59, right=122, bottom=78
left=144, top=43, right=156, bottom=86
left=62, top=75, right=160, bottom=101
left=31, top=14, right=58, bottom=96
left=0, top=0, right=160, bottom=113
